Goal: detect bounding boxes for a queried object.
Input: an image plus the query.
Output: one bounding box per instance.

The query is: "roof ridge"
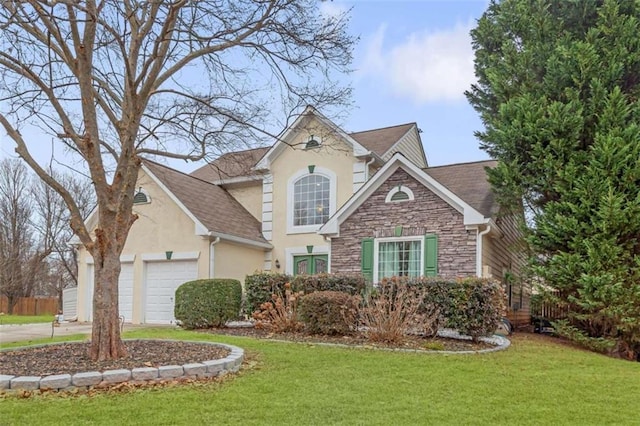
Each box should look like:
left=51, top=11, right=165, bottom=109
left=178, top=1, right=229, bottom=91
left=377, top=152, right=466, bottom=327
left=425, top=159, right=497, bottom=170
left=216, top=146, right=271, bottom=157
left=349, top=122, right=416, bottom=135
left=142, top=158, right=221, bottom=187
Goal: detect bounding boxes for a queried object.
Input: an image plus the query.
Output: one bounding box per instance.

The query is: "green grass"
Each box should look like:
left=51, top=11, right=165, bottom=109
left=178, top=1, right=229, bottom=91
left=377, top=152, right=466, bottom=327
left=0, top=314, right=55, bottom=325
left=2, top=328, right=640, bottom=425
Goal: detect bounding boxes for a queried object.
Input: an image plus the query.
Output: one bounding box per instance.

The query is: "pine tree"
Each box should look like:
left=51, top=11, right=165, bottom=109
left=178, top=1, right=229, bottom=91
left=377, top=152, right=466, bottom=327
left=467, top=0, right=640, bottom=359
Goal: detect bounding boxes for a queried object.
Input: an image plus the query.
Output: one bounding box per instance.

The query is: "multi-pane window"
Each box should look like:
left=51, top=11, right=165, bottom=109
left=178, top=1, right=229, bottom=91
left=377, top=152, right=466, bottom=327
left=377, top=239, right=422, bottom=280
left=293, top=175, right=330, bottom=226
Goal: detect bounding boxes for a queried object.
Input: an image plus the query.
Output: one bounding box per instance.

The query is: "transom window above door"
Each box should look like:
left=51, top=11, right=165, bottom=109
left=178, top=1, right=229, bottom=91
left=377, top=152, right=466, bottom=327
left=293, top=174, right=330, bottom=226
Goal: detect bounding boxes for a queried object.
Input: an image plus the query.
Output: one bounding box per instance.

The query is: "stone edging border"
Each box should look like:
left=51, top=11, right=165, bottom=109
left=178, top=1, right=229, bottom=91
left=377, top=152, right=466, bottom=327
left=261, top=329, right=511, bottom=355
left=0, top=339, right=244, bottom=392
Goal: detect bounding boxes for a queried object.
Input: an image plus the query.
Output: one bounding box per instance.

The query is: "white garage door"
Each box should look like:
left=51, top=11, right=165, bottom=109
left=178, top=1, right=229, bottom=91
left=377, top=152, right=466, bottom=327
left=144, top=260, right=198, bottom=324
left=86, top=262, right=134, bottom=322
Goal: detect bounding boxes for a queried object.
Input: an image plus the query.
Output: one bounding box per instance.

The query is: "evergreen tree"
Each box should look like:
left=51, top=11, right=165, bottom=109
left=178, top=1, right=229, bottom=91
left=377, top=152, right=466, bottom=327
left=467, top=0, right=640, bottom=359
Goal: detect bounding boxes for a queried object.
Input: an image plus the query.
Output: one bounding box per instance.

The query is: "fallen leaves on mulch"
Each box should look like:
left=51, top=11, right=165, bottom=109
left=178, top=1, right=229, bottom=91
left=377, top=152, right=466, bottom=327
left=203, top=326, right=495, bottom=352
left=0, top=340, right=229, bottom=377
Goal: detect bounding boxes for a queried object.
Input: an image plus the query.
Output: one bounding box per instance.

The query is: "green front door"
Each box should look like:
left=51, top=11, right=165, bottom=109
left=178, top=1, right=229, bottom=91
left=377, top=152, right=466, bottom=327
left=293, top=254, right=328, bottom=275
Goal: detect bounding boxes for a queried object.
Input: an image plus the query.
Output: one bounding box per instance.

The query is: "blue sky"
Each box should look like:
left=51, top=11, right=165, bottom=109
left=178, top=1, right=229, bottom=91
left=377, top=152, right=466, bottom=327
left=334, top=0, right=490, bottom=167
left=0, top=1, right=491, bottom=172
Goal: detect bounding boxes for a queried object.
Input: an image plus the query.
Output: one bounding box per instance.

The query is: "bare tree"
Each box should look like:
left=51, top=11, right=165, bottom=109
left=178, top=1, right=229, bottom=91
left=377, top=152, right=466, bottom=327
left=32, top=172, right=94, bottom=306
left=0, top=1, right=354, bottom=359
left=0, top=159, right=45, bottom=313
left=0, top=159, right=92, bottom=312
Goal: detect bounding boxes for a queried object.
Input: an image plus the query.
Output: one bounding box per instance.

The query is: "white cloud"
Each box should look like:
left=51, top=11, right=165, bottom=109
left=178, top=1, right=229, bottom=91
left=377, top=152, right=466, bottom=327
left=359, top=22, right=476, bottom=104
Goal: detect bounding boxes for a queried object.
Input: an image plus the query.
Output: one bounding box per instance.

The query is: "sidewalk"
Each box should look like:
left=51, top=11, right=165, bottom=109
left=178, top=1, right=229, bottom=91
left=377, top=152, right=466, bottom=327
left=0, top=322, right=138, bottom=346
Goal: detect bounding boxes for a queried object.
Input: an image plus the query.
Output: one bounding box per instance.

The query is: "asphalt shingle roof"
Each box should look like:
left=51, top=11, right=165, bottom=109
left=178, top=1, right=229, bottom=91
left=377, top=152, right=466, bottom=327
left=143, top=160, right=268, bottom=245
left=349, top=123, right=415, bottom=157
left=190, top=147, right=270, bottom=182
left=424, top=160, right=498, bottom=217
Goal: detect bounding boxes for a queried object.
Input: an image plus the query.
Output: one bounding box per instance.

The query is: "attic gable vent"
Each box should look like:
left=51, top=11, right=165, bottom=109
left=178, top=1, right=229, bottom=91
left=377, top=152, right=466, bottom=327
left=305, top=135, right=320, bottom=149
left=133, top=188, right=151, bottom=205
left=391, top=191, right=409, bottom=202
left=385, top=185, right=415, bottom=203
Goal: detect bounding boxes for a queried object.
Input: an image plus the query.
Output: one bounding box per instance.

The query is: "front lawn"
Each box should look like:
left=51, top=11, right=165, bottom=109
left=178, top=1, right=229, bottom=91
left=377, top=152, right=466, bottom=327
left=2, top=328, right=639, bottom=425
left=0, top=314, right=54, bottom=325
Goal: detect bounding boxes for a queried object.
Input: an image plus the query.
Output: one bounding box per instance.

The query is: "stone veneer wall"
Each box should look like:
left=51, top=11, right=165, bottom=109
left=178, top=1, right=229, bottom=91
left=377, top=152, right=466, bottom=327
left=330, top=168, right=477, bottom=278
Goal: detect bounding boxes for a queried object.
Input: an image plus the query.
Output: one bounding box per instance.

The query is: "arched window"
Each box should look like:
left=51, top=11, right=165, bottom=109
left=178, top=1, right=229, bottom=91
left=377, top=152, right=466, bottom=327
left=293, top=174, right=330, bottom=226
left=287, top=167, right=336, bottom=234
left=385, top=185, right=415, bottom=203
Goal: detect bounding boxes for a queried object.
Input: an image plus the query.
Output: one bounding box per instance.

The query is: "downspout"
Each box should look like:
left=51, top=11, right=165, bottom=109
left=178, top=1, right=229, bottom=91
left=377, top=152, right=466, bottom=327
left=364, top=155, right=376, bottom=181
left=323, top=235, right=332, bottom=273
left=476, top=225, right=492, bottom=277
left=209, top=237, right=221, bottom=278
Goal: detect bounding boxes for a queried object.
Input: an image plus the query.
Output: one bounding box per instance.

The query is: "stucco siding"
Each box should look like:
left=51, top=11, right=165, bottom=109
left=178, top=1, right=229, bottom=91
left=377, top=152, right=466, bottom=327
left=76, top=168, right=266, bottom=324
left=227, top=183, right=263, bottom=221
left=214, top=241, right=264, bottom=286
left=268, top=116, right=360, bottom=273
left=330, top=168, right=477, bottom=278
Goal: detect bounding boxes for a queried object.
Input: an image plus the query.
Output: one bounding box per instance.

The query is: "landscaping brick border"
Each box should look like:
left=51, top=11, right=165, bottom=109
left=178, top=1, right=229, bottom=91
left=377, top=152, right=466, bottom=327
left=0, top=339, right=244, bottom=392
left=263, top=329, right=511, bottom=354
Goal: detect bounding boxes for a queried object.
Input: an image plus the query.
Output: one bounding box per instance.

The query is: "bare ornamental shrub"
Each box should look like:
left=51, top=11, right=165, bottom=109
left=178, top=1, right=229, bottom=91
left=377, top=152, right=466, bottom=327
left=252, top=283, right=304, bottom=333
left=360, top=278, right=435, bottom=343
left=298, top=291, right=361, bottom=335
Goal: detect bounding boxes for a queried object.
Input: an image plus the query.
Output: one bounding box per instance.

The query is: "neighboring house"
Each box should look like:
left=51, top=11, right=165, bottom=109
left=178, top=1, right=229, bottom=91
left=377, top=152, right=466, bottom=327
left=75, top=106, right=527, bottom=325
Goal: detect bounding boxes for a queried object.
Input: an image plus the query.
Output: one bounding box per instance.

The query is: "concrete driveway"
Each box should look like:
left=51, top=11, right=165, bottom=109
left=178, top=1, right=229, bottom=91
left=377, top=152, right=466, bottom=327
left=0, top=322, right=137, bottom=346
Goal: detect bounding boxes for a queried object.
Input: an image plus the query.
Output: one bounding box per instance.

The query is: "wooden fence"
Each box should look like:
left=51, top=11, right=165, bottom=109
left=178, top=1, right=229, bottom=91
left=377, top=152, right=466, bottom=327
left=0, top=296, right=59, bottom=316
left=531, top=291, right=568, bottom=320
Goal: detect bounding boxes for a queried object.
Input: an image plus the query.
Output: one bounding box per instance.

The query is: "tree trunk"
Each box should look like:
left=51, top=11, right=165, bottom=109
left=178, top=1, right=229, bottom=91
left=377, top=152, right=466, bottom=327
left=7, top=295, right=16, bottom=314
left=90, top=251, right=127, bottom=360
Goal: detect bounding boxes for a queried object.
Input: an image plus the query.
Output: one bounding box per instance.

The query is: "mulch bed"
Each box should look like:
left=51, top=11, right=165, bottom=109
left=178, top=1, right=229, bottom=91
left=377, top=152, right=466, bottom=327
left=203, top=326, right=495, bottom=352
left=0, top=340, right=230, bottom=377
left=0, top=328, right=498, bottom=379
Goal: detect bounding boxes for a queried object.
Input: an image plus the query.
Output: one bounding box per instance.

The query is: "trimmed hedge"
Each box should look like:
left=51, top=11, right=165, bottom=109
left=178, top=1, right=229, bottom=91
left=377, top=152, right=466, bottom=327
left=292, top=273, right=366, bottom=296
left=446, top=278, right=506, bottom=341
left=174, top=279, right=242, bottom=329
left=298, top=291, right=361, bottom=335
left=244, top=273, right=292, bottom=314
left=375, top=277, right=506, bottom=340
left=244, top=272, right=366, bottom=314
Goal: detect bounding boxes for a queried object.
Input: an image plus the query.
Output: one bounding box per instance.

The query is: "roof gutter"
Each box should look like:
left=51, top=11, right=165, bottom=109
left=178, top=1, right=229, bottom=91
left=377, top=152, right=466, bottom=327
left=207, top=231, right=273, bottom=249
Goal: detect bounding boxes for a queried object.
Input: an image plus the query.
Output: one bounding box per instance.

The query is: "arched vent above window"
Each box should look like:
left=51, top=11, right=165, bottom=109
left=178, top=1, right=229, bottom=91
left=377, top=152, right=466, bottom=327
left=385, top=185, right=415, bottom=203
left=133, top=189, right=150, bottom=205
left=305, top=135, right=320, bottom=149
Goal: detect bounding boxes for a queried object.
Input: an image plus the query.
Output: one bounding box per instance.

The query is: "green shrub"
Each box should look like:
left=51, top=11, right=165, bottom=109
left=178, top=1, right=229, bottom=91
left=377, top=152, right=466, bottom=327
left=445, top=278, right=506, bottom=341
left=244, top=273, right=292, bottom=314
left=292, top=273, right=366, bottom=296
left=298, top=291, right=361, bottom=335
left=175, top=279, right=242, bottom=329
left=405, top=277, right=454, bottom=337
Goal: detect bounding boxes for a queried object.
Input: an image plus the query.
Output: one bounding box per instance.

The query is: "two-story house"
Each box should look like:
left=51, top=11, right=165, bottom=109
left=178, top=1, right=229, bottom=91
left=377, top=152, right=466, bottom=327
left=74, top=106, right=527, bottom=325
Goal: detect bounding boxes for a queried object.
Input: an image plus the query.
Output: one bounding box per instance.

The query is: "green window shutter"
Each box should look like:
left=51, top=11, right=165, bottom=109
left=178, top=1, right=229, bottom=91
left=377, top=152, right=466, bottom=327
left=361, top=238, right=374, bottom=283
left=424, top=234, right=438, bottom=277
